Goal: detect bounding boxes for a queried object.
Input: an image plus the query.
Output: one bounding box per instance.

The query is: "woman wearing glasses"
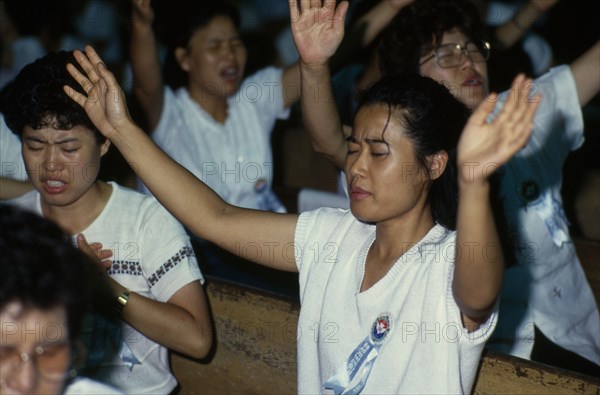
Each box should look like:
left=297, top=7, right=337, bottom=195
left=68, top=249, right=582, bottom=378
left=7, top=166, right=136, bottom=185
left=0, top=205, right=122, bottom=395
left=293, top=0, right=600, bottom=376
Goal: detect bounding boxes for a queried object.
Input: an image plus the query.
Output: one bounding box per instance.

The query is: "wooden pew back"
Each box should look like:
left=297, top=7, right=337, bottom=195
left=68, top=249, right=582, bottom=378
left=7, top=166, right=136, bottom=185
left=173, top=238, right=600, bottom=394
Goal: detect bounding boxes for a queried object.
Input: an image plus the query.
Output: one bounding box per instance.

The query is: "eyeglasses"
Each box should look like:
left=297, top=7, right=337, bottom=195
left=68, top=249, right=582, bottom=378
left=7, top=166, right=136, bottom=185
left=420, top=40, right=491, bottom=68
left=0, top=342, right=72, bottom=382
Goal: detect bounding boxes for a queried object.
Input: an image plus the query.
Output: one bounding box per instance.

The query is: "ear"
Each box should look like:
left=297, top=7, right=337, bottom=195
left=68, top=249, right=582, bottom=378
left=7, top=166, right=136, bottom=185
left=174, top=47, right=190, bottom=72
left=428, top=151, right=448, bottom=180
left=100, top=139, right=111, bottom=157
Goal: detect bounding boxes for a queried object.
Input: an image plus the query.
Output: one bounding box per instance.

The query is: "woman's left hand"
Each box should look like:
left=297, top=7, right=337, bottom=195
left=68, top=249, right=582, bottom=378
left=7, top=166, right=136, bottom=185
left=64, top=46, right=133, bottom=141
left=457, top=74, right=540, bottom=184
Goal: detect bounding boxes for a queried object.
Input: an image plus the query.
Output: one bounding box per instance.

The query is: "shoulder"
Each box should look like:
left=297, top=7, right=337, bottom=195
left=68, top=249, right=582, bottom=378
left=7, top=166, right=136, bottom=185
left=240, top=66, right=284, bottom=87
left=296, top=208, right=363, bottom=245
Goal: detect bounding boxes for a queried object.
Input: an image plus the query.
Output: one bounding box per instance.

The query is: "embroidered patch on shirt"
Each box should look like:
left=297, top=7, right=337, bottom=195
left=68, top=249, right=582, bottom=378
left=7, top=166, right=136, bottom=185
left=148, top=246, right=195, bottom=287
left=109, top=261, right=143, bottom=276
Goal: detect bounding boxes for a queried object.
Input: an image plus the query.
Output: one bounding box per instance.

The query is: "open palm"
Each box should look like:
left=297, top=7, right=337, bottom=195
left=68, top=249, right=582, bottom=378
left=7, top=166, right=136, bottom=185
left=290, top=0, right=349, bottom=66
left=457, top=74, right=540, bottom=183
left=64, top=47, right=132, bottom=140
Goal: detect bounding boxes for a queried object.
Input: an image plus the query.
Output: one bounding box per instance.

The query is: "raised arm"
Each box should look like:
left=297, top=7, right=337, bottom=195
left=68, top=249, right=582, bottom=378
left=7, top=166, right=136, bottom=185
left=453, top=75, right=540, bottom=329
left=290, top=0, right=412, bottom=169
left=290, top=0, right=350, bottom=169
left=570, top=40, right=600, bottom=107
left=332, top=0, right=414, bottom=69
left=66, top=46, right=299, bottom=272
left=493, top=0, right=558, bottom=50
left=130, top=0, right=164, bottom=130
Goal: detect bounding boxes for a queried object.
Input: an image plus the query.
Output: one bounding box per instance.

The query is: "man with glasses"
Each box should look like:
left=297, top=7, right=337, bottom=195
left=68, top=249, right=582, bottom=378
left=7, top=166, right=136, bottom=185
left=0, top=205, right=121, bottom=394
left=291, top=0, right=599, bottom=375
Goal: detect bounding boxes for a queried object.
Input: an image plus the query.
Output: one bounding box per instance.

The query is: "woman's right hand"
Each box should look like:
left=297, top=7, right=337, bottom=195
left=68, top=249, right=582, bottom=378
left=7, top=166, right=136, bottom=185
left=290, top=0, right=350, bottom=68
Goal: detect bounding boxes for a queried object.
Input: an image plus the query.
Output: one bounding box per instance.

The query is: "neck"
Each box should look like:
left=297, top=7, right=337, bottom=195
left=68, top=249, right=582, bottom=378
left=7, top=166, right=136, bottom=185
left=187, top=85, right=229, bottom=124
left=372, top=207, right=435, bottom=261
left=41, top=181, right=112, bottom=235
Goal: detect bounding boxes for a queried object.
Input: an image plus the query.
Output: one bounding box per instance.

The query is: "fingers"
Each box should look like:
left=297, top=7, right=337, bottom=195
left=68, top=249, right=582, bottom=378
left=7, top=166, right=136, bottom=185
left=299, top=0, right=310, bottom=13
left=333, top=0, right=349, bottom=25
left=323, top=0, right=336, bottom=10
left=77, top=234, right=113, bottom=270
left=76, top=233, right=98, bottom=261
left=73, top=49, right=100, bottom=84
left=63, top=80, right=87, bottom=108
left=289, top=0, right=299, bottom=22
left=83, top=45, right=105, bottom=67
left=468, top=93, right=497, bottom=126
left=493, top=74, right=527, bottom=126
left=95, top=57, right=119, bottom=93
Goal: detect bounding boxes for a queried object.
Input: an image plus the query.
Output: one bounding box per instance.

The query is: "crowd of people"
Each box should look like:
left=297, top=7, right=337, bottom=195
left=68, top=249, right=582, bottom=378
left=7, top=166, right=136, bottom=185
left=1, top=0, right=598, bottom=394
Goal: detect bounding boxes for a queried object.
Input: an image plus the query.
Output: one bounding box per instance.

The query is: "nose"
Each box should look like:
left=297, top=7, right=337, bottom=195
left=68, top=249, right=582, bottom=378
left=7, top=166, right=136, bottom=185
left=42, top=146, right=63, bottom=172
left=459, top=48, right=475, bottom=69
left=347, top=150, right=368, bottom=179
left=223, top=42, right=236, bottom=60
left=6, top=358, right=38, bottom=394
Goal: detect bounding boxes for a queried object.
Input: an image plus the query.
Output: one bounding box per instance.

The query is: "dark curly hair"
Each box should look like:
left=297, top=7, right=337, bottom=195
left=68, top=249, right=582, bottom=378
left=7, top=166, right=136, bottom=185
left=355, top=73, right=470, bottom=230
left=378, top=0, right=487, bottom=77
left=0, top=205, right=95, bottom=341
left=0, top=51, right=105, bottom=144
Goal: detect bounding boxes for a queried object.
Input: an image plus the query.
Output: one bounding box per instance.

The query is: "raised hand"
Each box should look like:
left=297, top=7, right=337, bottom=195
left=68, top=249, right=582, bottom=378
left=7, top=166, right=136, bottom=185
left=457, top=74, right=541, bottom=183
left=131, top=0, right=154, bottom=27
left=64, top=46, right=133, bottom=140
left=290, top=0, right=350, bottom=67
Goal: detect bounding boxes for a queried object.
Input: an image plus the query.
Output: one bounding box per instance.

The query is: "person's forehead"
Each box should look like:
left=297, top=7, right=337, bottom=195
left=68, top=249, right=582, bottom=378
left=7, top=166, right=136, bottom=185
left=1, top=301, right=68, bottom=343
left=352, top=105, right=407, bottom=141
left=439, top=29, right=470, bottom=45
left=23, top=124, right=91, bottom=140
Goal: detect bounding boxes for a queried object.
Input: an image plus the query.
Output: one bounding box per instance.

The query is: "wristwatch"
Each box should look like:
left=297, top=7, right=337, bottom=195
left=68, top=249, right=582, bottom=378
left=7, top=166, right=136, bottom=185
left=114, top=289, right=131, bottom=314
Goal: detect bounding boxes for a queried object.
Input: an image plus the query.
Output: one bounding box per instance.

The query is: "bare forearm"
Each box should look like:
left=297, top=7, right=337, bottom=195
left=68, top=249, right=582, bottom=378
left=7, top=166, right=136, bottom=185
left=130, top=21, right=163, bottom=129
left=355, top=0, right=413, bottom=46
left=115, top=285, right=211, bottom=358
left=0, top=178, right=33, bottom=200
left=109, top=123, right=298, bottom=270
left=331, top=0, right=412, bottom=70
left=495, top=1, right=545, bottom=49
left=571, top=40, right=600, bottom=106
left=453, top=179, right=504, bottom=318
left=110, top=122, right=227, bottom=237
left=300, top=62, right=347, bottom=169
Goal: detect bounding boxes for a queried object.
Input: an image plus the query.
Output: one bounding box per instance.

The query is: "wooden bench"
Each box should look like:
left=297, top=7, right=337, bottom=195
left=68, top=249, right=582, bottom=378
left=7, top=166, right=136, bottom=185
left=172, top=238, right=600, bottom=394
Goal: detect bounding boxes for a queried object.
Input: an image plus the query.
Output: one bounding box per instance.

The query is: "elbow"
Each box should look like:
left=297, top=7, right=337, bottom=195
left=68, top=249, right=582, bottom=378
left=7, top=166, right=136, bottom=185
left=453, top=285, right=500, bottom=319
left=183, top=329, right=213, bottom=359
left=456, top=299, right=497, bottom=320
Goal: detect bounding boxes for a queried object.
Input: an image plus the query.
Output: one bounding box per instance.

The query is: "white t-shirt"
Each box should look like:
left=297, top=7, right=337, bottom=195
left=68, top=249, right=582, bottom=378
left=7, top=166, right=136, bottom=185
left=64, top=377, right=123, bottom=395
left=0, top=113, right=27, bottom=180
left=142, top=67, right=290, bottom=212
left=9, top=182, right=204, bottom=394
left=294, top=208, right=497, bottom=394
left=486, top=65, right=600, bottom=365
